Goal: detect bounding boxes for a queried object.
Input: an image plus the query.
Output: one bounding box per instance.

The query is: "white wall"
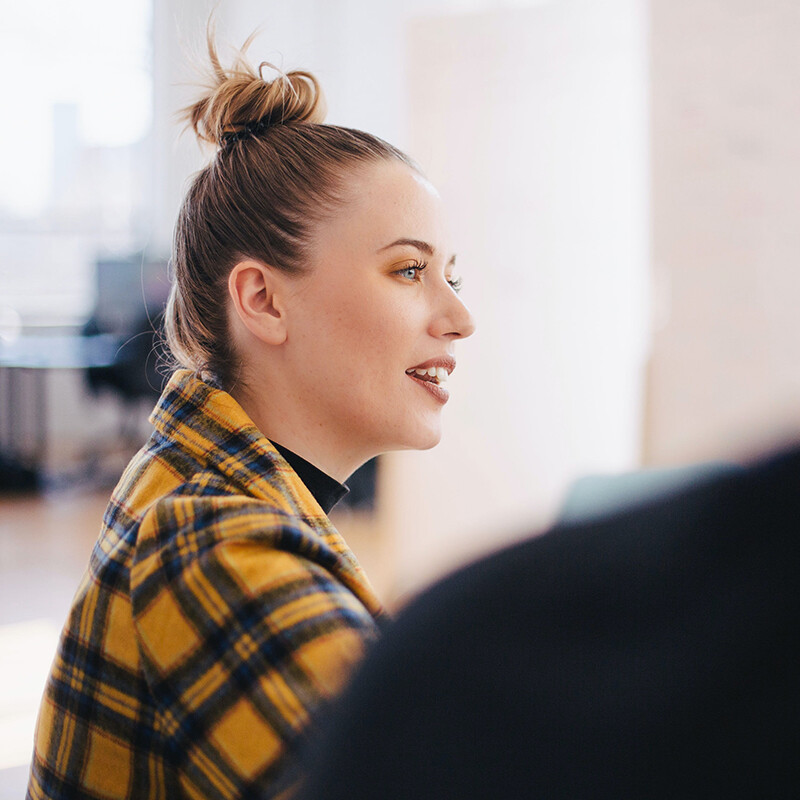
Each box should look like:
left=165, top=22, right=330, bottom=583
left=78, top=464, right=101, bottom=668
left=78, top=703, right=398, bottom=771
left=645, top=0, right=800, bottom=465
left=150, top=0, right=220, bottom=255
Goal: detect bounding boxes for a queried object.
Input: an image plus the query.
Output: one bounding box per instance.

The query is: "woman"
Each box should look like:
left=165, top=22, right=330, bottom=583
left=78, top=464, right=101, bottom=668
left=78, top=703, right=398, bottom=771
left=27, top=34, right=474, bottom=800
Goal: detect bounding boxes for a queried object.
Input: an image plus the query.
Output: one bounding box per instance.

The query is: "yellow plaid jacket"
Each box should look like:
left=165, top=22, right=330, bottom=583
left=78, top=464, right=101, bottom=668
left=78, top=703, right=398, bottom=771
left=27, top=370, right=385, bottom=800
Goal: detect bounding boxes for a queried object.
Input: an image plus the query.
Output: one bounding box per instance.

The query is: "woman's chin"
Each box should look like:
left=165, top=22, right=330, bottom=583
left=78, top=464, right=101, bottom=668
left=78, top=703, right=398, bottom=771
left=418, top=432, right=443, bottom=451
left=367, top=413, right=444, bottom=455
left=398, top=424, right=443, bottom=452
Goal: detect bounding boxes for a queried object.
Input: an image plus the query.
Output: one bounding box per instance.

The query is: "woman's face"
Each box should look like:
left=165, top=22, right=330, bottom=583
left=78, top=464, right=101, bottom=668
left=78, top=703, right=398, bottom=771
left=280, top=158, right=475, bottom=467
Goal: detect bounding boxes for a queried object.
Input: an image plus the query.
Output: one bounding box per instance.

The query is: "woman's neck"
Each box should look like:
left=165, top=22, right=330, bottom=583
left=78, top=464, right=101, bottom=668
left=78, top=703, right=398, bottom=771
left=229, top=383, right=368, bottom=483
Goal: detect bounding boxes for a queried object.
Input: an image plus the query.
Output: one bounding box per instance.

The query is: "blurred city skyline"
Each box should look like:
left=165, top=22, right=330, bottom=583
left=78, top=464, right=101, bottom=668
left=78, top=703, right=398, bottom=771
left=0, top=0, right=151, bottom=217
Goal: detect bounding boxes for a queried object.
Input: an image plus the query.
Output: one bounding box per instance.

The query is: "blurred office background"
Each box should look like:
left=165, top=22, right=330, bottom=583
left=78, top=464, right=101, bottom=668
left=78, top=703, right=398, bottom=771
left=2, top=0, right=800, bottom=792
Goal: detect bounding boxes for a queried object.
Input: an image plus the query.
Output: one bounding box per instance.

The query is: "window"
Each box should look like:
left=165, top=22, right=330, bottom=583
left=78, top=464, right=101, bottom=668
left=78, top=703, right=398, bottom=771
left=0, top=0, right=153, bottom=329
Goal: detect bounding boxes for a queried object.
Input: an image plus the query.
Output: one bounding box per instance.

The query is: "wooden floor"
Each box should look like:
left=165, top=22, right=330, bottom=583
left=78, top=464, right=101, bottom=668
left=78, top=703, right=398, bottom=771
left=0, top=485, right=388, bottom=797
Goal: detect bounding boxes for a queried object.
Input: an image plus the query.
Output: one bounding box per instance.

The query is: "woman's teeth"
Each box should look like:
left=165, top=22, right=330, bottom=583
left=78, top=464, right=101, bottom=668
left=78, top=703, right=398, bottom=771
left=410, top=366, right=449, bottom=384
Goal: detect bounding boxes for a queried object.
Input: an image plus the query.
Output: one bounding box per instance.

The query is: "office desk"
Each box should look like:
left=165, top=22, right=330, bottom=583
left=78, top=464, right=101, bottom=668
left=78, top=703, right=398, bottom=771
left=0, top=334, right=120, bottom=473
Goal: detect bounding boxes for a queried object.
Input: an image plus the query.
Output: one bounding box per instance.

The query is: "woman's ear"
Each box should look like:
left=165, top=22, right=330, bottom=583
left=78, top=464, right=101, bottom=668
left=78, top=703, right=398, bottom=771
left=227, top=260, right=289, bottom=345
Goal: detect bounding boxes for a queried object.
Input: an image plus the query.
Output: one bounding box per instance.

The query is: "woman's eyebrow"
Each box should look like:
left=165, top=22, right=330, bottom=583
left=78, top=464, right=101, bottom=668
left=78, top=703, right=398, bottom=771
left=379, top=238, right=457, bottom=266
left=379, top=237, right=434, bottom=255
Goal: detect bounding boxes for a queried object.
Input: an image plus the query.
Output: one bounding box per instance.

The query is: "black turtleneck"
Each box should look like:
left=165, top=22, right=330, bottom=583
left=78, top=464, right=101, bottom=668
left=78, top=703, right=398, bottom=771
left=271, top=442, right=349, bottom=514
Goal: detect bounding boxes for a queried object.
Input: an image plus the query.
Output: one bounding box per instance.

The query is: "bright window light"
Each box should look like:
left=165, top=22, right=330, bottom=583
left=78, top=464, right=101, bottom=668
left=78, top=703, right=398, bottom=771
left=0, top=0, right=152, bottom=326
left=0, top=0, right=151, bottom=218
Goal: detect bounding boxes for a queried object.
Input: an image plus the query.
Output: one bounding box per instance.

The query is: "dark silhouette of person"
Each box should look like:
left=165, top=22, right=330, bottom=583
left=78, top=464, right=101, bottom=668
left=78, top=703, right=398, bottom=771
left=298, top=444, right=800, bottom=799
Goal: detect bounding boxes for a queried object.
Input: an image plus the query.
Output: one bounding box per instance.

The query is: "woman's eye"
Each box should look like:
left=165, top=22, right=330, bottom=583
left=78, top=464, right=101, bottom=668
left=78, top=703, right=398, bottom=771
left=396, top=262, right=427, bottom=281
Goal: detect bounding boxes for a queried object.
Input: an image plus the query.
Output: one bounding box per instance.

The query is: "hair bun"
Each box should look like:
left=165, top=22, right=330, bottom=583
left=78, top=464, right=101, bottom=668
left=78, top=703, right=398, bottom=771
left=185, top=32, right=327, bottom=149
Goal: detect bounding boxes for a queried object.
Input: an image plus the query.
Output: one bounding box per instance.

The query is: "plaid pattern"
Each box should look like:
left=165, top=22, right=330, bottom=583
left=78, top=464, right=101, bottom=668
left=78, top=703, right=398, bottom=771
left=27, top=370, right=385, bottom=800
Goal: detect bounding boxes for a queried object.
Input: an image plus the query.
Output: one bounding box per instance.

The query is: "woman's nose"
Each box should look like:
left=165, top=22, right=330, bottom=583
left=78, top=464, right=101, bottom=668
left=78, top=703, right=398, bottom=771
left=429, top=286, right=476, bottom=340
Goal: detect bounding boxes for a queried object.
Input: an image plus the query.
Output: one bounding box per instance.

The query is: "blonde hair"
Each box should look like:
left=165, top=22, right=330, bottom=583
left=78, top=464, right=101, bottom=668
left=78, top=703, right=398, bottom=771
left=164, top=32, right=415, bottom=387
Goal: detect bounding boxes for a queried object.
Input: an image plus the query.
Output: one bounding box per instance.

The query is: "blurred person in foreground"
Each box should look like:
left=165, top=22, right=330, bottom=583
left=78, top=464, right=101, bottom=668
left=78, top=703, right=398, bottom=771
left=298, top=444, right=800, bottom=799
left=26, top=32, right=474, bottom=800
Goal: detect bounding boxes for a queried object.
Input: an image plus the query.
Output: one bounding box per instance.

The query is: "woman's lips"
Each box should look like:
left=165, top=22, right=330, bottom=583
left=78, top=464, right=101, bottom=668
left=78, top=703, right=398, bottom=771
left=405, top=356, right=455, bottom=404
left=407, top=372, right=450, bottom=404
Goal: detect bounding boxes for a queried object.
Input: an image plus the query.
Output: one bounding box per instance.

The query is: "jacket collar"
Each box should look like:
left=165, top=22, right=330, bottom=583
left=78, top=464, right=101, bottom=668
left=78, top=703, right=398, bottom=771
left=149, top=369, right=330, bottom=526
left=145, top=370, right=384, bottom=619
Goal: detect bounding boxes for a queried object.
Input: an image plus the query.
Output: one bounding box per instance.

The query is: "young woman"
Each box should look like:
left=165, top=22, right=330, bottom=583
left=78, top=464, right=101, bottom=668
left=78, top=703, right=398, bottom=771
left=27, top=35, right=474, bottom=800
